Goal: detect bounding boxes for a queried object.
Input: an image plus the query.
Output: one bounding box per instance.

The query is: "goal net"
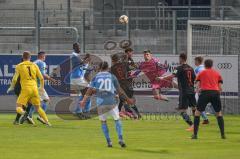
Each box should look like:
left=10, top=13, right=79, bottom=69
left=187, top=20, right=240, bottom=58
left=187, top=20, right=240, bottom=114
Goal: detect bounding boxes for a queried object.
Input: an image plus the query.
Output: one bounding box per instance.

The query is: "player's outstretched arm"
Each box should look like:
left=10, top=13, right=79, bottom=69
left=156, top=74, right=175, bottom=81
left=7, top=66, right=19, bottom=93
left=80, top=88, right=96, bottom=108
left=218, top=74, right=223, bottom=93
left=43, top=74, right=56, bottom=83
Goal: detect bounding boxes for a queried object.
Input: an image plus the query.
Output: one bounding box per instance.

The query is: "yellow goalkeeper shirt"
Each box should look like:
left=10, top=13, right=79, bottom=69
left=10, top=61, right=44, bottom=89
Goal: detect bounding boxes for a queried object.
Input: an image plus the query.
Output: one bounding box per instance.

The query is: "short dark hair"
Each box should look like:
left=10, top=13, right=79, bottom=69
left=73, top=42, right=80, bottom=49
left=179, top=53, right=187, bottom=61
left=99, top=61, right=109, bottom=70
left=38, top=51, right=45, bottom=58
left=143, top=49, right=151, bottom=54
left=22, top=51, right=31, bottom=60
left=125, top=48, right=133, bottom=53
left=111, top=54, right=120, bottom=62
left=204, top=59, right=213, bottom=68
left=195, top=56, right=203, bottom=64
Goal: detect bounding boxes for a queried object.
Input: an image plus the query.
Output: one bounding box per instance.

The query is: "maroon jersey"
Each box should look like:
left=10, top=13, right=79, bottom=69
left=111, top=62, right=128, bottom=80
left=139, top=58, right=172, bottom=89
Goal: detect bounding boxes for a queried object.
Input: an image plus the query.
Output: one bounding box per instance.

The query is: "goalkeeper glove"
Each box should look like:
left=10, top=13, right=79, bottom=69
left=6, top=87, right=14, bottom=94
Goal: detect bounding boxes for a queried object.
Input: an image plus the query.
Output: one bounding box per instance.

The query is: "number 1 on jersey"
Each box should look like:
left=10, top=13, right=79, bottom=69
left=27, top=66, right=32, bottom=79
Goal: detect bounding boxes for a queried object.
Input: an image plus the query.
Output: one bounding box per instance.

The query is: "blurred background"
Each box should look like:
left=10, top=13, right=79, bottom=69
left=0, top=0, right=239, bottom=54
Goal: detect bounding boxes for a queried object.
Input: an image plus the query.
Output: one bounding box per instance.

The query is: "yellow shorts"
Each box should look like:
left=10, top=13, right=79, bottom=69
left=17, top=86, right=41, bottom=107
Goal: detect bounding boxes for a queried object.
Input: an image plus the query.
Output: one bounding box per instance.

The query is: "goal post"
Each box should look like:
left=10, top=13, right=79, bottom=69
left=187, top=20, right=240, bottom=114
left=187, top=20, right=240, bottom=65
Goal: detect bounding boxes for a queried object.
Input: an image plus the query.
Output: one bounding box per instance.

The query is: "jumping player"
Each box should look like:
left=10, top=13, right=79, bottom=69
left=80, top=61, right=134, bottom=147
left=111, top=52, right=141, bottom=119
left=7, top=51, right=51, bottom=126
left=137, top=50, right=174, bottom=101
left=70, top=43, right=91, bottom=119
left=192, top=59, right=225, bottom=139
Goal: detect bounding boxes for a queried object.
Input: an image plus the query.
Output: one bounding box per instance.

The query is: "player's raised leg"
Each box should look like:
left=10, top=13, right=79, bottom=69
left=152, top=88, right=168, bottom=101
left=31, top=88, right=51, bottom=126
left=178, top=93, right=194, bottom=131
left=35, top=105, right=50, bottom=126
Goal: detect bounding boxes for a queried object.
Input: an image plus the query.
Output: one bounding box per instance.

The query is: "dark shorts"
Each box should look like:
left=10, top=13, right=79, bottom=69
left=120, top=82, right=134, bottom=98
left=197, top=90, right=222, bottom=113
left=178, top=92, right=196, bottom=110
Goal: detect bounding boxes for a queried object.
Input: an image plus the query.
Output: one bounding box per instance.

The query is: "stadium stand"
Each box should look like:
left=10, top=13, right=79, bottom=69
left=0, top=0, right=240, bottom=54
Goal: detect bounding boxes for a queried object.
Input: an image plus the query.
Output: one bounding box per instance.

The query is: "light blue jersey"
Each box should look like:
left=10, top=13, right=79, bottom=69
left=34, top=59, right=47, bottom=75
left=90, top=72, right=119, bottom=106
left=34, top=59, right=47, bottom=86
left=194, top=64, right=204, bottom=75
left=70, top=52, right=86, bottom=79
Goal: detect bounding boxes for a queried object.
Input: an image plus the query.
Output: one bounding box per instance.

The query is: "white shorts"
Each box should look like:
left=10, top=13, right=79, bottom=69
left=71, top=78, right=89, bottom=87
left=39, top=88, right=49, bottom=102
left=195, top=93, right=199, bottom=101
left=71, top=78, right=89, bottom=93
left=98, top=106, right=120, bottom=121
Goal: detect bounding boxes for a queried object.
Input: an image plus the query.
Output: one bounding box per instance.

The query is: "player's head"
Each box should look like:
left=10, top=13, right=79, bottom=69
left=99, top=61, right=109, bottom=71
left=143, top=50, right=152, bottom=61
left=38, top=51, right=46, bottom=61
left=111, top=54, right=120, bottom=64
left=125, top=48, right=133, bottom=58
left=22, top=51, right=31, bottom=61
left=179, top=53, right=187, bottom=64
left=204, top=59, right=213, bottom=69
left=83, top=53, right=91, bottom=63
left=73, top=42, right=80, bottom=53
left=195, top=56, right=203, bottom=66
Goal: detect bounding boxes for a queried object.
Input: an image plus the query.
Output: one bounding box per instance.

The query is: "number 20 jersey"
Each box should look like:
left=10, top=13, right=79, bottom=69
left=90, top=71, right=120, bottom=106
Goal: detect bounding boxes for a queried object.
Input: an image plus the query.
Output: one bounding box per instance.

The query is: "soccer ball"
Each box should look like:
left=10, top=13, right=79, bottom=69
left=119, top=15, right=128, bottom=24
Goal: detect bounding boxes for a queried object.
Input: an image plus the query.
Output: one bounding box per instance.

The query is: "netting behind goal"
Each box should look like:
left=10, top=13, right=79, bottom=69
left=187, top=20, right=240, bottom=114
left=189, top=21, right=240, bottom=55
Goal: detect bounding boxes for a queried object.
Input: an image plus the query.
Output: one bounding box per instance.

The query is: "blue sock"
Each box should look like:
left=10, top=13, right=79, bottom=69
left=74, top=96, right=83, bottom=113
left=29, top=106, right=35, bottom=118
left=115, top=120, right=123, bottom=141
left=83, top=98, right=91, bottom=112
left=41, top=101, right=48, bottom=112
left=201, top=111, right=208, bottom=120
left=101, top=123, right=111, bottom=143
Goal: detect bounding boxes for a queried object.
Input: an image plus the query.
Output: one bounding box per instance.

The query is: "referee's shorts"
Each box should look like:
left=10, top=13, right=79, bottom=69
left=197, top=90, right=222, bottom=113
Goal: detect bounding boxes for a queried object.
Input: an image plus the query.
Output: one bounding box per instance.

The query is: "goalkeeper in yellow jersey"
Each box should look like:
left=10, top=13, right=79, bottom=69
left=7, top=51, right=51, bottom=126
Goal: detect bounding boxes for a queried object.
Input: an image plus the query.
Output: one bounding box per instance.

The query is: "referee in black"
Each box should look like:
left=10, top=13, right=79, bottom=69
left=192, top=59, right=225, bottom=139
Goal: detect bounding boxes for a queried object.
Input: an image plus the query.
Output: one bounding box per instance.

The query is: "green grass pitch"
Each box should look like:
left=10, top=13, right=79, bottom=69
left=0, top=114, right=239, bottom=159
